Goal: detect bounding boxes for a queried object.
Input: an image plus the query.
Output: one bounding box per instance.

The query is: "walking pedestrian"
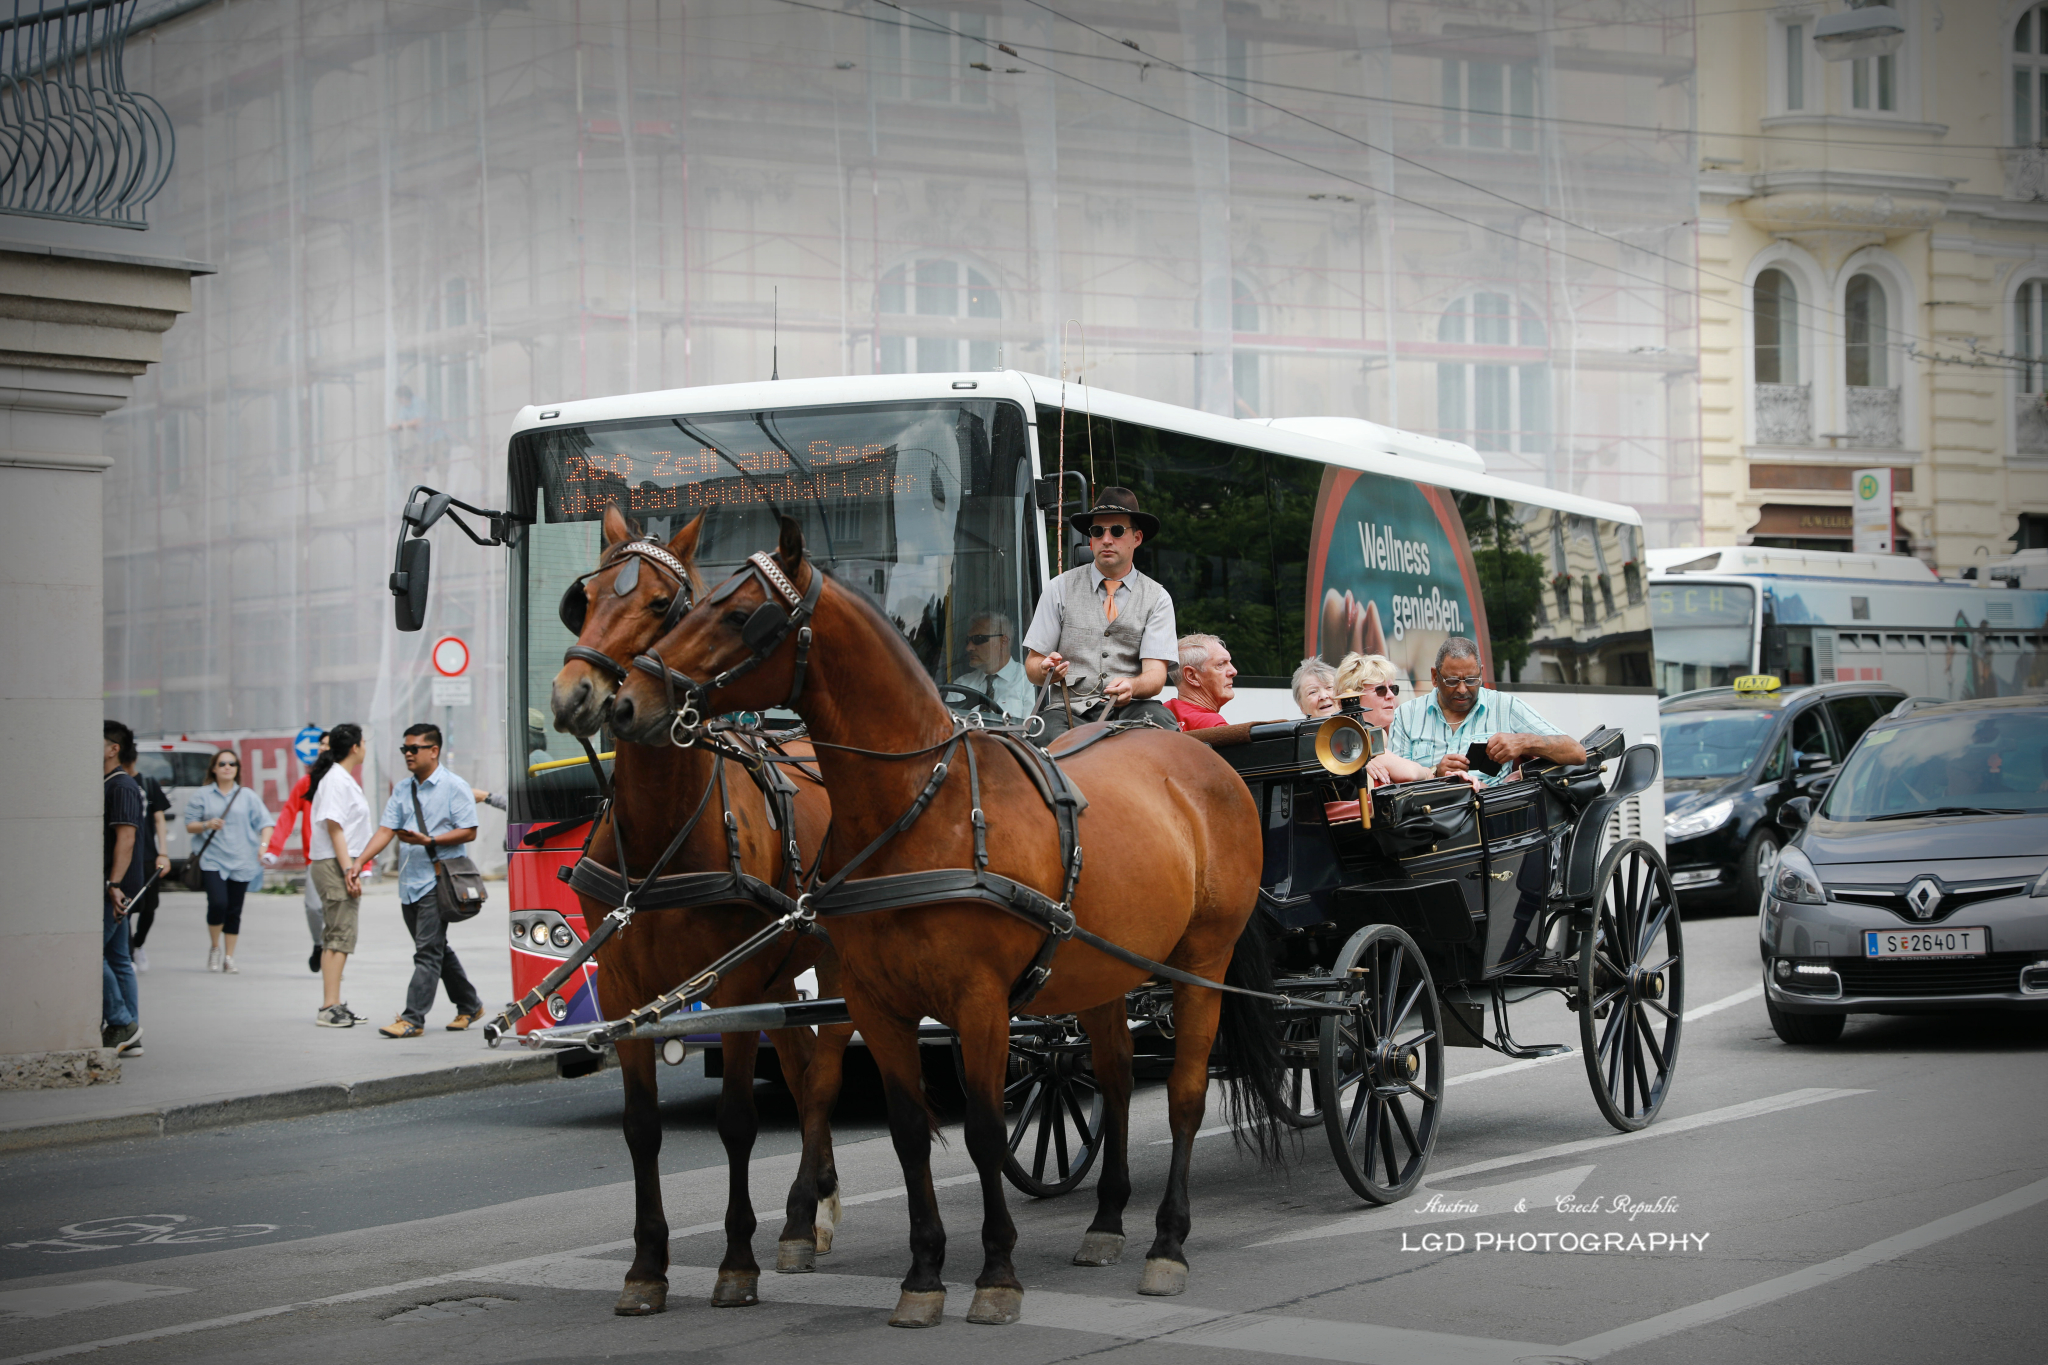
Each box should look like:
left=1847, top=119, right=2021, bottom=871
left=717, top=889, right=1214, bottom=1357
left=305, top=724, right=371, bottom=1028
left=183, top=748, right=275, bottom=974
left=119, top=739, right=171, bottom=975
left=263, top=728, right=330, bottom=973
left=353, top=724, right=486, bottom=1037
left=102, top=721, right=144, bottom=1057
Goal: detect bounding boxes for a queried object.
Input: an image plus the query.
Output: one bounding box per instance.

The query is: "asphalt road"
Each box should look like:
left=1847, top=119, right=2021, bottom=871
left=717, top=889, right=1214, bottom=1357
left=2, top=911, right=2044, bottom=1365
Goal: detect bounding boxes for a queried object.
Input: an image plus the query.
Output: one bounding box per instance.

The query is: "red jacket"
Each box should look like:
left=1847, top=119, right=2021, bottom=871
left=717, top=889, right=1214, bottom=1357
left=266, top=772, right=313, bottom=857
left=1165, top=698, right=1227, bottom=731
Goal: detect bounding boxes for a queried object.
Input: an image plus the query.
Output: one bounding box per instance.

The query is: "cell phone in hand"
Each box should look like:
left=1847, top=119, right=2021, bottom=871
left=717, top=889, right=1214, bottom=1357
left=1464, top=741, right=1504, bottom=777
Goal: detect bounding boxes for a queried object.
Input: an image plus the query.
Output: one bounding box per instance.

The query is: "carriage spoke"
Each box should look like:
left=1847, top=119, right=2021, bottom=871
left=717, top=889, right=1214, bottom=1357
left=1636, top=898, right=1675, bottom=958
left=1381, top=944, right=1406, bottom=1032
left=1007, top=1080, right=1047, bottom=1156
left=1640, top=996, right=1677, bottom=1021
left=1388, top=1092, right=1422, bottom=1162
left=1628, top=1018, right=1653, bottom=1111
left=1644, top=954, right=1678, bottom=976
left=1377, top=1101, right=1400, bottom=1186
left=1051, top=1089, right=1072, bottom=1178
left=1632, top=1004, right=1667, bottom=1078
left=1391, top=978, right=1427, bottom=1037
left=1595, top=949, right=1628, bottom=982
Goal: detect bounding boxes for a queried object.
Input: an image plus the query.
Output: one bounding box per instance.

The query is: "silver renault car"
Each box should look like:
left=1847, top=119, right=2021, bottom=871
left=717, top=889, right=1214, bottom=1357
left=1761, top=694, right=2048, bottom=1043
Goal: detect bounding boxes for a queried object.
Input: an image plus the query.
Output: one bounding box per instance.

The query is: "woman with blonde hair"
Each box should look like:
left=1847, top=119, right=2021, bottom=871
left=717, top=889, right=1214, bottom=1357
left=1333, top=653, right=1480, bottom=789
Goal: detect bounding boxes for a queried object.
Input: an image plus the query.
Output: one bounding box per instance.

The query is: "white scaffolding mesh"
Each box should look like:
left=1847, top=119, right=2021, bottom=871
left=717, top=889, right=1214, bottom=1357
left=102, top=0, right=1698, bottom=808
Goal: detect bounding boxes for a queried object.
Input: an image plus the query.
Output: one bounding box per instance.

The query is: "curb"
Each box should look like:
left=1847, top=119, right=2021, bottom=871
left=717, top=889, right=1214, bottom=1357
left=0, top=1051, right=587, bottom=1154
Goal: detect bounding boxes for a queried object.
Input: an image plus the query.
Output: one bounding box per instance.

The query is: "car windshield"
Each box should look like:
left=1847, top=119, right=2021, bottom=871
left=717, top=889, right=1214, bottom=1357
left=1658, top=709, right=1777, bottom=779
left=1821, top=711, right=2048, bottom=820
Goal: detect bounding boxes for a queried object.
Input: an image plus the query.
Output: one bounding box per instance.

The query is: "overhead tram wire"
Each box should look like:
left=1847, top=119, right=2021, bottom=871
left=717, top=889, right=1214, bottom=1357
left=827, top=0, right=2020, bottom=368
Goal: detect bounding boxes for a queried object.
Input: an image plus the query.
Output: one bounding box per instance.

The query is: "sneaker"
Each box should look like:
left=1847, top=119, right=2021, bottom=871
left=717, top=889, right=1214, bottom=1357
left=316, top=1004, right=354, bottom=1028
left=206, top=945, right=222, bottom=972
left=378, top=1018, right=424, bottom=1039
left=341, top=1004, right=370, bottom=1025
left=446, top=1007, right=485, bottom=1032
left=133, top=947, right=150, bottom=973
left=121, top=1041, right=144, bottom=1057
left=104, top=1022, right=141, bottom=1054
left=221, top=956, right=239, bottom=974
left=308, top=944, right=323, bottom=974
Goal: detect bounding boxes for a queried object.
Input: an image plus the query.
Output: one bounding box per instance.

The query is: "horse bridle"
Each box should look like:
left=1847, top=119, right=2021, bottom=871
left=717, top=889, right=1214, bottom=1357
left=631, top=551, right=823, bottom=745
left=559, top=539, right=696, bottom=685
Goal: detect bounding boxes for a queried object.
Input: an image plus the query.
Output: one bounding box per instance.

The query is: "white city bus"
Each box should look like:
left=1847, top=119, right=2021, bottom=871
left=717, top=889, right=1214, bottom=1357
left=1646, top=546, right=2048, bottom=699
left=504, top=371, right=1664, bottom=849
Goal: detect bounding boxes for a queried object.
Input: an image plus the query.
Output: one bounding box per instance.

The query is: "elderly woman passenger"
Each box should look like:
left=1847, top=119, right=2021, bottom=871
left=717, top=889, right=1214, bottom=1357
left=1333, top=652, right=1479, bottom=789
left=1291, top=658, right=1338, bottom=719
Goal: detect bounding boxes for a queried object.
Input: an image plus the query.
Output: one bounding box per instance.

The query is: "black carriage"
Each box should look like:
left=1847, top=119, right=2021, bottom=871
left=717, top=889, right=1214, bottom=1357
left=985, top=714, right=1678, bottom=1205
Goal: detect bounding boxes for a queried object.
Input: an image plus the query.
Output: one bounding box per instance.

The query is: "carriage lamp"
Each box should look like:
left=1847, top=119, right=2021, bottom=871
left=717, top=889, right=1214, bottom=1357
left=1314, top=715, right=1375, bottom=776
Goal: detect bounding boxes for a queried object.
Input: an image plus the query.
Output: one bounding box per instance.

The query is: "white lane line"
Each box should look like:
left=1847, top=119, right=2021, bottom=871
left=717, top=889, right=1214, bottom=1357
left=1683, top=982, right=1762, bottom=1022
left=1250, top=1166, right=1596, bottom=1248
left=1425, top=1087, right=1868, bottom=1185
left=1563, top=1174, right=2048, bottom=1359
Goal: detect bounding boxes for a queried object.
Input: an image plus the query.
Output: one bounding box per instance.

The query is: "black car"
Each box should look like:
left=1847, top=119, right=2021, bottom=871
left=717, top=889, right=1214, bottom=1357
left=1659, top=681, right=1906, bottom=911
left=1761, top=694, right=2048, bottom=1042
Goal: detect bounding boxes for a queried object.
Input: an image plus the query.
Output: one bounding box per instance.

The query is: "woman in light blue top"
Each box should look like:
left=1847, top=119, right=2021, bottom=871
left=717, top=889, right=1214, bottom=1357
left=183, top=750, right=275, bottom=973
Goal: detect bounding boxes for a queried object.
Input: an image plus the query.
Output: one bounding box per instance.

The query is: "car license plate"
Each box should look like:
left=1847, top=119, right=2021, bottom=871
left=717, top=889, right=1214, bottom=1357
left=1863, top=927, right=1990, bottom=959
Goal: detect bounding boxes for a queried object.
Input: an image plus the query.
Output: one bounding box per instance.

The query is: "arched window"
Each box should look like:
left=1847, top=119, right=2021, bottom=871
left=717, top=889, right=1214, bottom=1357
left=1436, top=292, right=1550, bottom=458
left=877, top=259, right=1001, bottom=373
left=1232, top=277, right=1261, bottom=418
left=1844, top=272, right=1899, bottom=447
left=1754, top=268, right=1799, bottom=385
left=2015, top=278, right=2048, bottom=453
left=2015, top=4, right=2048, bottom=144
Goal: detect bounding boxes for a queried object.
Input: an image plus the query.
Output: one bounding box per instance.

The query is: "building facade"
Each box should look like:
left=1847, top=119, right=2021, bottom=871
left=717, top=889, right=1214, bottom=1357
left=1697, top=0, right=2048, bottom=571
left=101, top=0, right=1700, bottom=799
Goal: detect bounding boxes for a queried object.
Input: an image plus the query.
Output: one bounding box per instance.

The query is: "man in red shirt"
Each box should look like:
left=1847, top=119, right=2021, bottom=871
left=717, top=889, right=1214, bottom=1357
left=1165, top=633, right=1235, bottom=731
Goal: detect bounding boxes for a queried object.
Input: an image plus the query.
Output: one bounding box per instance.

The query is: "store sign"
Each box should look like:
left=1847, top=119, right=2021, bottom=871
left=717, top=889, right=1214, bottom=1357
left=1852, top=467, right=1893, bottom=554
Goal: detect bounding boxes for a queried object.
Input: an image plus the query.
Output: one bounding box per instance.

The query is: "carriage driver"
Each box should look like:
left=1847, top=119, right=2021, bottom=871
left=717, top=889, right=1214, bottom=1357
left=1389, top=636, right=1587, bottom=785
left=1022, top=486, right=1180, bottom=745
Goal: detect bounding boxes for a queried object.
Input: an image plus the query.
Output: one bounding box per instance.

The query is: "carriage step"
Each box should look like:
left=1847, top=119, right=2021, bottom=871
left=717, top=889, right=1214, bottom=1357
left=1497, top=1041, right=1573, bottom=1060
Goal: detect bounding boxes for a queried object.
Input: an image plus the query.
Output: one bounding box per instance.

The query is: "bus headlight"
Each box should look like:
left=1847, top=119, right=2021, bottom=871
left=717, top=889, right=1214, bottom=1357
left=1664, top=798, right=1733, bottom=842
left=1769, top=846, right=1827, bottom=906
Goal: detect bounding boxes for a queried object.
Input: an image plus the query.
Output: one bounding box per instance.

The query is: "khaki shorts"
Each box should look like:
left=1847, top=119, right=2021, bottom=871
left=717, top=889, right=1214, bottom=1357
left=309, top=858, right=360, bottom=954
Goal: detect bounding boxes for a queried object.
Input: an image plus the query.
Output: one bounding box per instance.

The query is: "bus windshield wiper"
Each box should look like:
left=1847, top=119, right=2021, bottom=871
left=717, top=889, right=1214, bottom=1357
left=1864, top=806, right=2027, bottom=821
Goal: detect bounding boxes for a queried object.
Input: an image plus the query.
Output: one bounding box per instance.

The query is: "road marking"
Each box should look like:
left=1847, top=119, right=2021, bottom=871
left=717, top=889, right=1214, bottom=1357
left=1563, top=1174, right=2048, bottom=1359
left=1250, top=1166, right=1596, bottom=1247
left=0, top=1282, right=192, bottom=1321
left=1682, top=982, right=1762, bottom=1022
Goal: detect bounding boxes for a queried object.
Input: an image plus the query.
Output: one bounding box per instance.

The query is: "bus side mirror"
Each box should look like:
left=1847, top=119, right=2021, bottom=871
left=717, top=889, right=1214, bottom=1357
left=391, top=536, right=431, bottom=632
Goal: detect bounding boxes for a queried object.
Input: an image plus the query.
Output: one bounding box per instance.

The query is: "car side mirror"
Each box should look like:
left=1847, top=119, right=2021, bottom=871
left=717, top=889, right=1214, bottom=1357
left=1794, top=751, right=1835, bottom=775
left=1777, top=796, right=1812, bottom=830
left=391, top=535, right=431, bottom=632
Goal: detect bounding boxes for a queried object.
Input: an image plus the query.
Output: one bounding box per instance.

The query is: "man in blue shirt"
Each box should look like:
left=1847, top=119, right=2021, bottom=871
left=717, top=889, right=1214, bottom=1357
left=1389, top=638, right=1586, bottom=785
left=353, top=723, right=485, bottom=1037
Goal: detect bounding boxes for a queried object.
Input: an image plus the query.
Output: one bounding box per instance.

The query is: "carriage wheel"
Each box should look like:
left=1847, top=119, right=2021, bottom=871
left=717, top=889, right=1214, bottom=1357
left=1317, top=925, right=1442, bottom=1204
left=954, top=1027, right=1106, bottom=1199
left=1275, top=1011, right=1324, bottom=1129
left=1576, top=838, right=1684, bottom=1133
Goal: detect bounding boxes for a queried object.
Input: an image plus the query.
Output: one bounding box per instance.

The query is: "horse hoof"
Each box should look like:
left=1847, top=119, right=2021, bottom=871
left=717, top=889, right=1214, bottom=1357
left=966, top=1286, right=1023, bottom=1326
left=814, top=1188, right=843, bottom=1254
left=613, top=1280, right=667, bottom=1316
left=710, top=1271, right=759, bottom=1307
left=1072, top=1231, right=1125, bottom=1267
left=888, top=1289, right=947, bottom=1328
left=776, top=1240, right=816, bottom=1273
left=1137, top=1258, right=1188, bottom=1297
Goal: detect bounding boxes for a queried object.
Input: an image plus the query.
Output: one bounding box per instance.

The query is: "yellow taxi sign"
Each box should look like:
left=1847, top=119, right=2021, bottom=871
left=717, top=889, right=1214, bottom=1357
left=1732, top=674, right=1782, bottom=695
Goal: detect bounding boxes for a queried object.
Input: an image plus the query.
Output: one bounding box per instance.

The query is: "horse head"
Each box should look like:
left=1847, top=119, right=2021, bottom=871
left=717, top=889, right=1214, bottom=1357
left=609, top=516, right=814, bottom=746
left=551, top=504, right=706, bottom=738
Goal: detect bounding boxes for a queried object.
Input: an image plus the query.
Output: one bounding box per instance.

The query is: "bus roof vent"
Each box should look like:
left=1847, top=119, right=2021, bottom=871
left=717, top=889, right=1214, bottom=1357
left=1249, top=416, right=1487, bottom=475
left=1662, top=553, right=1721, bottom=574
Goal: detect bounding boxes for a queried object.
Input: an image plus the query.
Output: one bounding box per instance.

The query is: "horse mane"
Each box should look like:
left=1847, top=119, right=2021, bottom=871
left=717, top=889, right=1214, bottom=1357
left=808, top=562, right=951, bottom=716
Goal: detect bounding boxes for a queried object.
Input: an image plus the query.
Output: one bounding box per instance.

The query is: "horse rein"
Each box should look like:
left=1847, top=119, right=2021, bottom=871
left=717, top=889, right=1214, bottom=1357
left=559, top=538, right=697, bottom=686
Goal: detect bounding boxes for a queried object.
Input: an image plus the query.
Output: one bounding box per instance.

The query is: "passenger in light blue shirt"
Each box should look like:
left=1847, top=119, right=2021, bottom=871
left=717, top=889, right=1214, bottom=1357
left=1388, top=637, right=1588, bottom=786
left=353, top=724, right=485, bottom=1036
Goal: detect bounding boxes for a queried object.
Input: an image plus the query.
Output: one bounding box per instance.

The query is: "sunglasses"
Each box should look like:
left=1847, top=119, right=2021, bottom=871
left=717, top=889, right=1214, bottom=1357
left=399, top=744, right=439, bottom=756
left=1086, top=524, right=1130, bottom=539
left=214, top=759, right=240, bottom=769
left=965, top=633, right=1006, bottom=646
left=1366, top=683, right=1398, bottom=699
left=1438, top=676, right=1483, bottom=692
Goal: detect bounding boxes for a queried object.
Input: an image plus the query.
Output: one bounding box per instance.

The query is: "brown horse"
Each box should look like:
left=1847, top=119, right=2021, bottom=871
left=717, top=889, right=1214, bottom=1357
left=606, top=517, right=1286, bottom=1328
left=551, top=506, right=851, bottom=1316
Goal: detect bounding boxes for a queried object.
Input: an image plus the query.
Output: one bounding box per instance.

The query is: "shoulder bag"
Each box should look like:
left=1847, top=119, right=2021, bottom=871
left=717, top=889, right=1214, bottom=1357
left=411, top=780, right=488, bottom=923
left=180, top=786, right=242, bottom=892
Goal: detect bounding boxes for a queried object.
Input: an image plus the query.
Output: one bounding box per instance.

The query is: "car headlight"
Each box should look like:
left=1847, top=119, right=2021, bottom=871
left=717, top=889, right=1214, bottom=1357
left=1664, top=798, right=1734, bottom=842
left=1769, top=845, right=1826, bottom=905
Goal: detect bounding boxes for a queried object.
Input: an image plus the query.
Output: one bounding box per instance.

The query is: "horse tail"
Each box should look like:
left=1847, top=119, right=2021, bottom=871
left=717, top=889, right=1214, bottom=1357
left=1216, top=916, right=1293, bottom=1168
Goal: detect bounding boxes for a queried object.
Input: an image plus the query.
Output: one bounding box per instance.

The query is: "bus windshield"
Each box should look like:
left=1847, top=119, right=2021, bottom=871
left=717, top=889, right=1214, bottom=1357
left=507, top=399, right=1034, bottom=823
left=1650, top=581, right=1754, bottom=695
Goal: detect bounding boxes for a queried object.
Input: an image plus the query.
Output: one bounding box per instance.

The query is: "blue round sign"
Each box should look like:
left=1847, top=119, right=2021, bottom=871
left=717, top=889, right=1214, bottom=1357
left=293, top=726, right=325, bottom=766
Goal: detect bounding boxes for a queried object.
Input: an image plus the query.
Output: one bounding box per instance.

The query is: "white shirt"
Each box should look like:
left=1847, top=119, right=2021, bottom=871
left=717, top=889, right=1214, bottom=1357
left=308, top=765, right=372, bottom=861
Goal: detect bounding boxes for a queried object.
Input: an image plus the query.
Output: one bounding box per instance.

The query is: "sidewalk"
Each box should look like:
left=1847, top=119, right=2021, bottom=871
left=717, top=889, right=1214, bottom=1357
left=0, top=878, right=564, bottom=1152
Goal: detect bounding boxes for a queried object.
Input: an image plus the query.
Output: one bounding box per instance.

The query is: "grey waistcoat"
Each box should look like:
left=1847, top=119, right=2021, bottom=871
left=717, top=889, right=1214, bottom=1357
left=1052, top=565, right=1164, bottom=702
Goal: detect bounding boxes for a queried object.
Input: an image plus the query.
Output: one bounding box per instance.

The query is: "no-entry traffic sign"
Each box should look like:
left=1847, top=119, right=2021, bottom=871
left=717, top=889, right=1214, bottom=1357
left=431, top=636, right=469, bottom=678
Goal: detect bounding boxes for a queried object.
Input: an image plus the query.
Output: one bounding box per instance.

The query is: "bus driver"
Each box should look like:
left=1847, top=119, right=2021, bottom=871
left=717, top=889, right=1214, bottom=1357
left=1023, top=486, right=1179, bottom=744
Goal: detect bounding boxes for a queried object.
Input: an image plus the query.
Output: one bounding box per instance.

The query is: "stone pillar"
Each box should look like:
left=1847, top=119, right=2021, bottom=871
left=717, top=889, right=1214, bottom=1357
left=0, top=220, right=204, bottom=1086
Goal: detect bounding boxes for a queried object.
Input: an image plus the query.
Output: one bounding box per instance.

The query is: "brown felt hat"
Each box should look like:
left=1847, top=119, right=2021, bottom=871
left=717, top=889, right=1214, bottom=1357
left=1067, top=486, right=1160, bottom=538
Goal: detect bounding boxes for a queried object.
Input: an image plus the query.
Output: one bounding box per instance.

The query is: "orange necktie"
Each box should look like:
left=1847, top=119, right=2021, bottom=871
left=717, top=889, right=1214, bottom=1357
left=1104, top=579, right=1121, bottom=624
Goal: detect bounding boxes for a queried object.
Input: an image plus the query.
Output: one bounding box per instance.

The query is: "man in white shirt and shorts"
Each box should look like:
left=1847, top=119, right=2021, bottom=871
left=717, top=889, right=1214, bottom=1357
left=307, top=724, right=372, bottom=1028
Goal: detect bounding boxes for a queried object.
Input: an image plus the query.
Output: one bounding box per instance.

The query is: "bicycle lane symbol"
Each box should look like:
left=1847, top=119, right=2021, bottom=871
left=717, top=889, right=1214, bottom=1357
left=5, top=1215, right=281, bottom=1255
